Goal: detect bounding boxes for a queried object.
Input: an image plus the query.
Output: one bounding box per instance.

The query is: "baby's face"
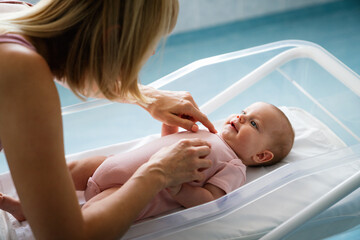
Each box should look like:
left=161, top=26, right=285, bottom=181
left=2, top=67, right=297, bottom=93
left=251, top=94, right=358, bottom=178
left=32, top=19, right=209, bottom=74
left=220, top=102, right=284, bottom=165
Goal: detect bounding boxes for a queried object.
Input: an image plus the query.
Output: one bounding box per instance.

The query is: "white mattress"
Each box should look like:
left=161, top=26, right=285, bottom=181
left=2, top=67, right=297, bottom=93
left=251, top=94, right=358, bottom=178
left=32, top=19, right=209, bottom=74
left=0, top=106, right=359, bottom=240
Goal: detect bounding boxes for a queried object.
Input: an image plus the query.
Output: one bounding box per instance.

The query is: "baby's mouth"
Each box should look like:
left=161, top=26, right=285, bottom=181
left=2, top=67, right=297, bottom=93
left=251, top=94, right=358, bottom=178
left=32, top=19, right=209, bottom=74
left=231, top=121, right=238, bottom=132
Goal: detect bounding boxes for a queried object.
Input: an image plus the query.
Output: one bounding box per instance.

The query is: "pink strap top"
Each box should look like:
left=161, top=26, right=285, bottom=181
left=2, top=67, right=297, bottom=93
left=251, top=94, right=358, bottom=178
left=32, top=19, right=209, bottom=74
left=0, top=1, right=35, bottom=151
left=0, top=1, right=34, bottom=49
left=0, top=33, right=36, bottom=51
left=0, top=1, right=31, bottom=6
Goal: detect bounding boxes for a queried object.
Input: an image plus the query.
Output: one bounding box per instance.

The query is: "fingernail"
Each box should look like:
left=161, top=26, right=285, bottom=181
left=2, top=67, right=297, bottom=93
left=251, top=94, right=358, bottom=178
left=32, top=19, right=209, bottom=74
left=191, top=124, right=199, bottom=132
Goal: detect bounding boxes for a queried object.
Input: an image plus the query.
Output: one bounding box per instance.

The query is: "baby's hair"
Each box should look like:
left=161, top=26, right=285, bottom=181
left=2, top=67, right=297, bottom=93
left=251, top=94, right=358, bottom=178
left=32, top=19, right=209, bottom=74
left=262, top=104, right=295, bottom=166
left=0, top=0, right=179, bottom=103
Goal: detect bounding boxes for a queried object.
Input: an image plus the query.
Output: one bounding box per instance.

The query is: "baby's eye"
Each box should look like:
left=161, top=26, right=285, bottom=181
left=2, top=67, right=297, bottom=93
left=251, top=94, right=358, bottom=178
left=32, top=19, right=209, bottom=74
left=241, top=110, right=246, bottom=115
left=250, top=120, right=258, bottom=129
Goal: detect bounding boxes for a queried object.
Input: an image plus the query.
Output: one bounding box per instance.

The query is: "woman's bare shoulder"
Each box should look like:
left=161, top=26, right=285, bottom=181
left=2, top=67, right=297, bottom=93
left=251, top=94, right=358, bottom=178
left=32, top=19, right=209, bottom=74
left=0, top=43, right=53, bottom=90
left=0, top=43, right=58, bottom=133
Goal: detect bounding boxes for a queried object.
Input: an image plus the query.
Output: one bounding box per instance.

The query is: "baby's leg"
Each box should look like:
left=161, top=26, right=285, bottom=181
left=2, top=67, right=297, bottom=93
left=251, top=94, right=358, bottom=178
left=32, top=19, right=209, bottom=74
left=68, top=156, right=107, bottom=191
left=0, top=193, right=25, bottom=222
left=0, top=156, right=107, bottom=223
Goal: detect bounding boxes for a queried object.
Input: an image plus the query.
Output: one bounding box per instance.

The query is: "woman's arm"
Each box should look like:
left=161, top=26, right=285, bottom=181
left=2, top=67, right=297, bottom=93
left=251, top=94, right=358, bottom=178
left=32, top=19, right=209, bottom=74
left=0, top=44, right=84, bottom=239
left=168, top=183, right=226, bottom=208
left=0, top=45, right=213, bottom=239
left=0, top=45, right=154, bottom=239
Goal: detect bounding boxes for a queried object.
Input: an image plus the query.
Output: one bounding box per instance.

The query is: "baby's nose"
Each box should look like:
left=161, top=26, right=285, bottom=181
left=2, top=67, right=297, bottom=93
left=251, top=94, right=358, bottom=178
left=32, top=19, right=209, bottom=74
left=237, top=114, right=246, bottom=123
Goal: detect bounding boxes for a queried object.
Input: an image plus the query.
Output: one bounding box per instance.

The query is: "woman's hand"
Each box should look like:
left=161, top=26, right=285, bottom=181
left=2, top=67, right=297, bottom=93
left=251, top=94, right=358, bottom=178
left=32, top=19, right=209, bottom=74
left=135, top=138, right=212, bottom=189
left=139, top=86, right=217, bottom=133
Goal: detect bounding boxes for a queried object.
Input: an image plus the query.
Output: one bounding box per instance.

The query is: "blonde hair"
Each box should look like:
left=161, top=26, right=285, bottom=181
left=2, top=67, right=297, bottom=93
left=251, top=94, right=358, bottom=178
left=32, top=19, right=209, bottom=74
left=0, top=0, right=179, bottom=102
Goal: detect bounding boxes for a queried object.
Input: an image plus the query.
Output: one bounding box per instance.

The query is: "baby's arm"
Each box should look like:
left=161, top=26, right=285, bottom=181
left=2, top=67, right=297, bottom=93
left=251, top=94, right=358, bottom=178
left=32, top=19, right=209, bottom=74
left=168, top=183, right=226, bottom=208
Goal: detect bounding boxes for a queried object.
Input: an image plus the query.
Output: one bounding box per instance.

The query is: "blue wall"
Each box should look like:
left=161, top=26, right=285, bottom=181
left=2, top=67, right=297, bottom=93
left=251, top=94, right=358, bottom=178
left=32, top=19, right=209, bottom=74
left=173, top=0, right=342, bottom=34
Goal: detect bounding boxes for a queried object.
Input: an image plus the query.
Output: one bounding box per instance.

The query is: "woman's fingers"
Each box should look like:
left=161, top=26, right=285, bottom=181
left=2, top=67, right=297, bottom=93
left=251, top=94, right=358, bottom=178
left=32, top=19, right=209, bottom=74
left=179, top=137, right=211, bottom=148
left=175, top=139, right=212, bottom=183
left=192, top=171, right=206, bottom=183
left=166, top=114, right=198, bottom=132
left=186, top=107, right=217, bottom=133
left=141, top=88, right=217, bottom=133
left=190, top=145, right=212, bottom=159
left=167, top=111, right=217, bottom=134
left=147, top=138, right=213, bottom=188
left=178, top=93, right=216, bottom=133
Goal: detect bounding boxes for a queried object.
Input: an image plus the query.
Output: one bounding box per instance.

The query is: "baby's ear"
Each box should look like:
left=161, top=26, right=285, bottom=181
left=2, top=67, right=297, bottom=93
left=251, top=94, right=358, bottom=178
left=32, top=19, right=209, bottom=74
left=253, top=150, right=274, bottom=164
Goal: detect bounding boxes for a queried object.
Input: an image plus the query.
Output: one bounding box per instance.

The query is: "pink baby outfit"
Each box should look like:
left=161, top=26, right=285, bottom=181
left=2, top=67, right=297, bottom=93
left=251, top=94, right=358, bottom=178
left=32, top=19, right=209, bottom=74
left=85, top=130, right=246, bottom=220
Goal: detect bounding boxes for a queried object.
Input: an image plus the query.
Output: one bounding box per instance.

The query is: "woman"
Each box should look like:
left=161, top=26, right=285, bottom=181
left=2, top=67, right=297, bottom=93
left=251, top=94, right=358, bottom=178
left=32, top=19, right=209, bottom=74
left=0, top=0, right=216, bottom=239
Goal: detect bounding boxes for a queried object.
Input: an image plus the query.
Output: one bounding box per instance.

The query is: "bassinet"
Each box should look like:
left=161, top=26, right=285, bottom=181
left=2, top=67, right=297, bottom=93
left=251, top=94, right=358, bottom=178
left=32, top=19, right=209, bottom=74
left=1, top=40, right=359, bottom=239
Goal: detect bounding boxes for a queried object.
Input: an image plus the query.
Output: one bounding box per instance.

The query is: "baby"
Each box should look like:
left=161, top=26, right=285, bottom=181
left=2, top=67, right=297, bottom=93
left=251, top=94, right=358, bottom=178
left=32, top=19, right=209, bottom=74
left=0, top=102, right=294, bottom=221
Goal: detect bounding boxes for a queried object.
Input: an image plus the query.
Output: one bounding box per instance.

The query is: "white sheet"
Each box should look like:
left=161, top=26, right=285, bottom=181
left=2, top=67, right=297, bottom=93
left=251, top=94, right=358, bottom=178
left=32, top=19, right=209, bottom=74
left=0, top=107, right=352, bottom=239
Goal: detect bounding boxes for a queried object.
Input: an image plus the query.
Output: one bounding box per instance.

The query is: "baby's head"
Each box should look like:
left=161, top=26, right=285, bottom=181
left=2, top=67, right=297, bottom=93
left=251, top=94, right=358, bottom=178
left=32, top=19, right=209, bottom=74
left=221, top=102, right=294, bottom=166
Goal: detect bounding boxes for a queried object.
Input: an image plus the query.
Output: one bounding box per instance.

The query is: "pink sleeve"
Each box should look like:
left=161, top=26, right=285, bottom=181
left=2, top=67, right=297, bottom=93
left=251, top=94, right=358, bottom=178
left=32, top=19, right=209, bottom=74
left=207, top=159, right=246, bottom=194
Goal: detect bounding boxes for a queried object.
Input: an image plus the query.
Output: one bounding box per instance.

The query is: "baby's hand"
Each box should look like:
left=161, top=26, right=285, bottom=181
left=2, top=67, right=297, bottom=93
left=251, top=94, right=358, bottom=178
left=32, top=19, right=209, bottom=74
left=161, top=123, right=179, bottom=137
left=166, top=185, right=182, bottom=196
